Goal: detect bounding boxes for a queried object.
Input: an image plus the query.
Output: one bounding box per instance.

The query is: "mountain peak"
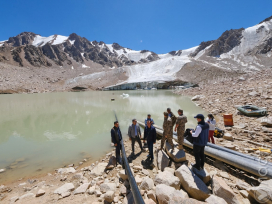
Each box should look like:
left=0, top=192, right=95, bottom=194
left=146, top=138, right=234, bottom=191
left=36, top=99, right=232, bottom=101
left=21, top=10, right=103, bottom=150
left=259, top=15, right=272, bottom=24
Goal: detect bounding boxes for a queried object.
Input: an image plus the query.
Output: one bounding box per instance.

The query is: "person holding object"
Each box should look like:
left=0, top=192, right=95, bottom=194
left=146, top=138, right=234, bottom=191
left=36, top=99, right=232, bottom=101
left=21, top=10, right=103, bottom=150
left=190, top=114, right=209, bottom=170
left=144, top=120, right=156, bottom=162
left=206, top=114, right=216, bottom=144
left=145, top=114, right=155, bottom=126
left=167, top=108, right=177, bottom=127
left=128, top=119, right=143, bottom=155
left=174, top=109, right=187, bottom=150
left=161, top=112, right=174, bottom=150
left=111, top=121, right=123, bottom=165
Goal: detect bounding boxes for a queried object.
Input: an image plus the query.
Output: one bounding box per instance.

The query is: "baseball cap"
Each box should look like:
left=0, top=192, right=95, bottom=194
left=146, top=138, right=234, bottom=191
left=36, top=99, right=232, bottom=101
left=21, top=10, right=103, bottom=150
left=194, top=114, right=204, bottom=119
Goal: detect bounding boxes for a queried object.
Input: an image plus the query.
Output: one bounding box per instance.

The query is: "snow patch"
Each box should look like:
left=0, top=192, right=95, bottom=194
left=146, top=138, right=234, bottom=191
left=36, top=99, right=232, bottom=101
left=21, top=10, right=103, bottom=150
left=82, top=64, right=90, bottom=68
left=32, top=35, right=68, bottom=46
left=69, top=40, right=75, bottom=45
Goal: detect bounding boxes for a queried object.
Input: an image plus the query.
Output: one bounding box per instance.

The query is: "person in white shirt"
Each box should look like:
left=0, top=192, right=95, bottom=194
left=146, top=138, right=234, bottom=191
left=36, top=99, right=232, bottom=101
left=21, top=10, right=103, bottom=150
left=206, top=114, right=216, bottom=144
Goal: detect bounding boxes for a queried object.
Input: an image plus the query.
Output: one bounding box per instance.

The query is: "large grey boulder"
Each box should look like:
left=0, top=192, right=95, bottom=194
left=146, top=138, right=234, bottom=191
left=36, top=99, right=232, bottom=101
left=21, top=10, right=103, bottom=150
left=91, top=163, right=107, bottom=176
left=119, top=169, right=128, bottom=180
left=106, top=156, right=116, bottom=170
left=104, top=190, right=115, bottom=203
left=154, top=171, right=181, bottom=190
left=73, top=183, right=90, bottom=194
left=164, top=167, right=175, bottom=175
left=139, top=177, right=154, bottom=191
left=100, top=182, right=116, bottom=193
left=247, top=179, right=272, bottom=204
left=165, top=140, right=186, bottom=163
left=236, top=180, right=251, bottom=190
left=175, top=165, right=210, bottom=201
left=57, top=167, right=76, bottom=174
left=157, top=150, right=170, bottom=171
left=170, top=198, right=205, bottom=204
left=156, top=184, right=187, bottom=204
left=205, top=195, right=227, bottom=204
left=212, top=176, right=240, bottom=204
left=54, top=183, right=75, bottom=197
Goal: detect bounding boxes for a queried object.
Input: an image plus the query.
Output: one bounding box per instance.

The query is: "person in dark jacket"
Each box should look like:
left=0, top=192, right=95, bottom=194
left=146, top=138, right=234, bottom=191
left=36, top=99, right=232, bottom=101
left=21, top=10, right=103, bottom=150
left=190, top=114, right=209, bottom=170
left=145, top=114, right=155, bottom=126
left=144, top=120, right=156, bottom=162
left=111, top=121, right=123, bottom=165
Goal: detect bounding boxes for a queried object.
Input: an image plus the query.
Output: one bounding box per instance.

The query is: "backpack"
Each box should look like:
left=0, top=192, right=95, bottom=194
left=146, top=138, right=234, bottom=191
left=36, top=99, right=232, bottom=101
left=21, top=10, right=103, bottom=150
left=184, top=128, right=194, bottom=144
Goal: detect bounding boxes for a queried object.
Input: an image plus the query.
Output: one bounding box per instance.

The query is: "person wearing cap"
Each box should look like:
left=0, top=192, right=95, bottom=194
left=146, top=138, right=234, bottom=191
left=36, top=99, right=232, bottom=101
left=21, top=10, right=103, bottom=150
left=190, top=114, right=209, bottom=170
left=206, top=114, right=216, bottom=144
left=128, top=119, right=143, bottom=155
left=174, top=109, right=187, bottom=150
left=144, top=120, right=157, bottom=162
left=161, top=112, right=174, bottom=150
left=145, top=114, right=155, bottom=126
left=167, top=108, right=177, bottom=127
left=111, top=121, right=123, bottom=165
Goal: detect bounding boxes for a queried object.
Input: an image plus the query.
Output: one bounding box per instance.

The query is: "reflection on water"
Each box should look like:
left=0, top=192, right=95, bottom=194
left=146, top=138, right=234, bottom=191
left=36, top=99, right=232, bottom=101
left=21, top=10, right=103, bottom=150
left=0, top=90, right=206, bottom=183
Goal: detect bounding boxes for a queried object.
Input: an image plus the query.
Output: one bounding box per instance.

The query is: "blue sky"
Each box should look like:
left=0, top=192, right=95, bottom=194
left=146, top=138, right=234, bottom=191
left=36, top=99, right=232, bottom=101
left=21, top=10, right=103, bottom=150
left=0, top=0, right=271, bottom=53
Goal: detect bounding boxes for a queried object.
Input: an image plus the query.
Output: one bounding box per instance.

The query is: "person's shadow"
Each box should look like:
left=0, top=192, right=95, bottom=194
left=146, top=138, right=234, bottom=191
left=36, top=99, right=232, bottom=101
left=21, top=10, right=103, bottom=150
left=127, top=151, right=142, bottom=163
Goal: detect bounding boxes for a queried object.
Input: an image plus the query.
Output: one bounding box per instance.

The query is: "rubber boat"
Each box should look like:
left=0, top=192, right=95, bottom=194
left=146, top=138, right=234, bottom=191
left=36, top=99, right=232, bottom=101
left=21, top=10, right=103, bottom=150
left=237, top=105, right=267, bottom=117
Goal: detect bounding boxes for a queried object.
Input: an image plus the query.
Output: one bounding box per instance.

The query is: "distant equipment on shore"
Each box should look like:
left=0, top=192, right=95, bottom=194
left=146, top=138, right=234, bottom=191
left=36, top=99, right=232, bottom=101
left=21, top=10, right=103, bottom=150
left=111, top=98, right=115, bottom=101
left=237, top=105, right=267, bottom=117
left=120, top=93, right=129, bottom=98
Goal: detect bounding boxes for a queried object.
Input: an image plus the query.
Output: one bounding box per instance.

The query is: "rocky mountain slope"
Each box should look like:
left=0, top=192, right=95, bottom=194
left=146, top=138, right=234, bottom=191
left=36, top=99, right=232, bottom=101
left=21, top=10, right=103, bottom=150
left=0, top=15, right=272, bottom=92
left=0, top=32, right=159, bottom=69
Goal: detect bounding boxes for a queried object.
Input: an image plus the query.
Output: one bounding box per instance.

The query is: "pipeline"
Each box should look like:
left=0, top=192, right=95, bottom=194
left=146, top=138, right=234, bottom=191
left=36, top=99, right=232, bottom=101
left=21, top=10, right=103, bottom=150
left=114, top=112, right=145, bottom=204
left=138, top=121, right=272, bottom=178
left=140, top=121, right=272, bottom=167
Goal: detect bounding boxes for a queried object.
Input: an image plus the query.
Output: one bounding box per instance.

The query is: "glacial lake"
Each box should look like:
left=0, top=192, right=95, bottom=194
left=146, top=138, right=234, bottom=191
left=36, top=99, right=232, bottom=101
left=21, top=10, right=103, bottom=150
left=0, top=90, right=207, bottom=183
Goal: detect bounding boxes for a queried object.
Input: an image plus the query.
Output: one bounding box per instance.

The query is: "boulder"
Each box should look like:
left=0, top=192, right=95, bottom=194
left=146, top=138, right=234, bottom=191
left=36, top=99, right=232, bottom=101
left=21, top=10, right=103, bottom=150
left=57, top=167, right=76, bottom=174
left=260, top=117, right=272, bottom=127
left=154, top=171, right=181, bottom=190
left=144, top=199, right=157, bottom=204
left=165, top=140, right=186, bottom=163
left=218, top=171, right=230, bottom=179
left=247, top=179, right=272, bottom=204
left=164, top=167, right=175, bottom=175
left=157, top=150, right=170, bottom=171
left=223, top=133, right=234, bottom=141
left=171, top=198, right=205, bottom=204
left=205, top=195, right=227, bottom=204
left=88, top=186, right=95, bottom=195
left=100, top=183, right=116, bottom=193
left=119, top=184, right=128, bottom=195
left=147, top=190, right=157, bottom=203
left=72, top=173, right=84, bottom=180
left=19, top=193, right=35, bottom=200
left=36, top=189, right=45, bottom=197
left=119, top=169, right=128, bottom=180
left=175, top=165, right=210, bottom=201
left=212, top=176, right=240, bottom=204
left=240, top=190, right=249, bottom=198
left=135, top=175, right=143, bottom=185
left=192, top=95, right=204, bottom=101
left=106, top=156, right=116, bottom=170
left=104, top=190, right=115, bottom=203
left=73, top=183, right=90, bottom=194
left=180, top=189, right=189, bottom=199
left=10, top=196, right=19, bottom=203
left=54, top=183, right=75, bottom=197
left=191, top=166, right=211, bottom=184
left=91, top=163, right=107, bottom=176
left=236, top=180, right=251, bottom=190
left=0, top=169, right=5, bottom=173
left=156, top=184, right=187, bottom=204
left=140, top=177, right=154, bottom=191
left=224, top=143, right=236, bottom=150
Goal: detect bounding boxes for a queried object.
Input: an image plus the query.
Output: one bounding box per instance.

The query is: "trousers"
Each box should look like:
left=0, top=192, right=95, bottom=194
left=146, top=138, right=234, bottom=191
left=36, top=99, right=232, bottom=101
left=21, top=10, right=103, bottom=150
left=131, top=136, right=143, bottom=153
left=193, top=144, right=205, bottom=169
left=208, top=130, right=215, bottom=144
left=115, top=142, right=122, bottom=165
left=147, top=142, right=154, bottom=160
left=161, top=135, right=174, bottom=149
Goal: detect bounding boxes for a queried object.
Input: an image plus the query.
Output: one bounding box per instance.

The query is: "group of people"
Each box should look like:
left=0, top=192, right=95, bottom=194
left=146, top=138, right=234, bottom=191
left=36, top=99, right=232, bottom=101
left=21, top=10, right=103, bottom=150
left=110, top=109, right=216, bottom=171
